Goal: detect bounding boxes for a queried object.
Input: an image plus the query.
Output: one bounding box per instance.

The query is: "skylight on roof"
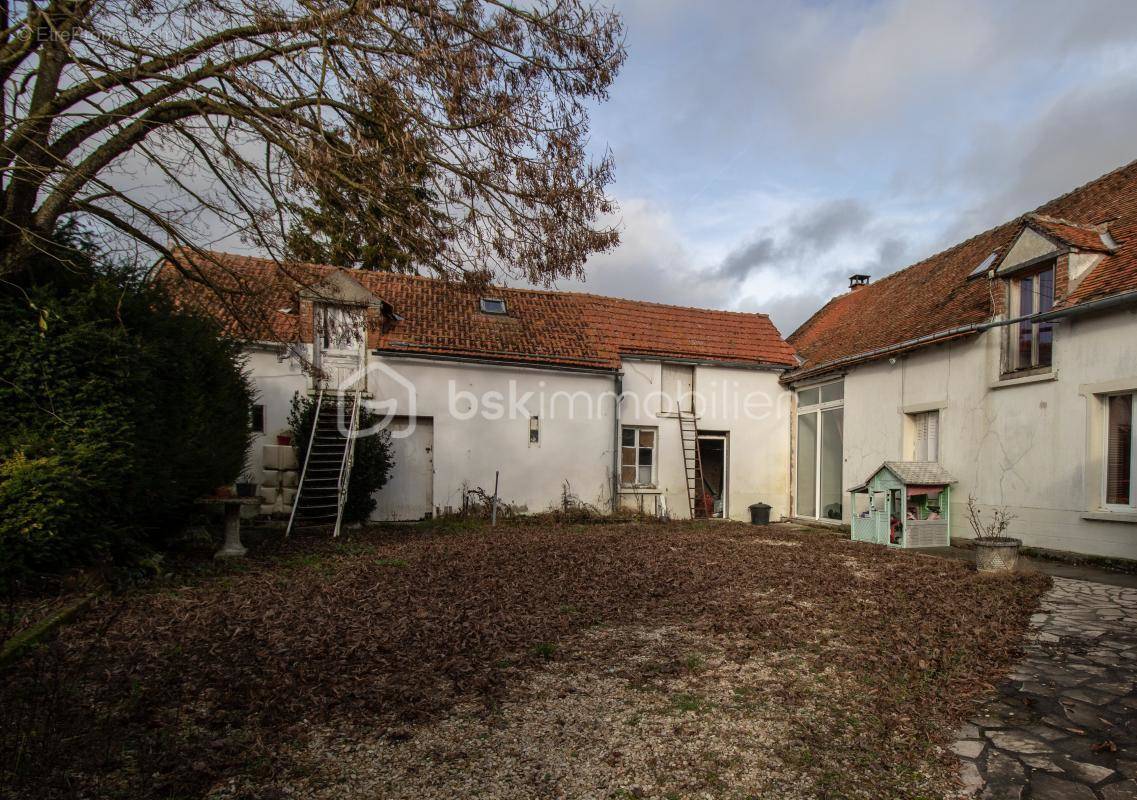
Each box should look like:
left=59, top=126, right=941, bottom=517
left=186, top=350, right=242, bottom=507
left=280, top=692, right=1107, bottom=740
left=968, top=252, right=998, bottom=279
left=479, top=297, right=507, bottom=314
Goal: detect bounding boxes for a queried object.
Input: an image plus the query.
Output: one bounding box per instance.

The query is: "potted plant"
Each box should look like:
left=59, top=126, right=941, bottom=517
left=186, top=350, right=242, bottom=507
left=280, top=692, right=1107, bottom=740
left=276, top=430, right=292, bottom=446
left=966, top=494, right=1021, bottom=573
left=236, top=471, right=259, bottom=498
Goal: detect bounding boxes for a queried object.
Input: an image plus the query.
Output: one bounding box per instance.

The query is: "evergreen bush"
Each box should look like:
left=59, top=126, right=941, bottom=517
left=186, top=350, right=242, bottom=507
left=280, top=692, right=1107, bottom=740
left=0, top=228, right=254, bottom=585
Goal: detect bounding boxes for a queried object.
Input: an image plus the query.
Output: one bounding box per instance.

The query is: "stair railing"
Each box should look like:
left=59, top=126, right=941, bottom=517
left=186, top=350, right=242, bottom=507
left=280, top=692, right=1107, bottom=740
left=332, top=390, right=362, bottom=538
left=285, top=387, right=325, bottom=537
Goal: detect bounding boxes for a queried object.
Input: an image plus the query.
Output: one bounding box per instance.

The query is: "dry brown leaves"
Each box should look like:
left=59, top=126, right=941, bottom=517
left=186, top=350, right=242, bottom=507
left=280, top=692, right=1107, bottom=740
left=0, top=521, right=1049, bottom=799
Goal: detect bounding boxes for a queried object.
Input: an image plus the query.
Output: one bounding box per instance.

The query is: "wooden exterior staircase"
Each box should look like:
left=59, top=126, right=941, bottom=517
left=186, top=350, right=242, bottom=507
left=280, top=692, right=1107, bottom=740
left=286, top=389, right=361, bottom=537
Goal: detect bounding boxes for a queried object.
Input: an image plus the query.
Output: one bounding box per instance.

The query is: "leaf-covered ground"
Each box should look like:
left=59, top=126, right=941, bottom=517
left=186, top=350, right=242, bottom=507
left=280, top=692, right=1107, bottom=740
left=0, top=520, right=1049, bottom=799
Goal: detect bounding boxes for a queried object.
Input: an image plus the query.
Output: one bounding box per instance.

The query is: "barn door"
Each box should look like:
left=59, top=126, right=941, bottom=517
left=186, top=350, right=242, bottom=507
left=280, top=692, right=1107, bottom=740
left=372, top=417, right=435, bottom=520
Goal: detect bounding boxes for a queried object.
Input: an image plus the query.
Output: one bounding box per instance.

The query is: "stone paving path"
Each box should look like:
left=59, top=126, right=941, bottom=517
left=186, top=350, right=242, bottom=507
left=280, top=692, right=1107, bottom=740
left=955, top=577, right=1137, bottom=799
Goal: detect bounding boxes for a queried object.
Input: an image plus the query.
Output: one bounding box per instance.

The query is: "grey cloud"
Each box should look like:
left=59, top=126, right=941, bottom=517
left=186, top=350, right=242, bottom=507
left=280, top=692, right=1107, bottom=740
left=940, top=77, right=1137, bottom=246
left=717, top=237, right=776, bottom=281
left=715, top=198, right=876, bottom=282
left=741, top=283, right=841, bottom=340
left=872, top=237, right=910, bottom=276
left=787, top=199, right=873, bottom=253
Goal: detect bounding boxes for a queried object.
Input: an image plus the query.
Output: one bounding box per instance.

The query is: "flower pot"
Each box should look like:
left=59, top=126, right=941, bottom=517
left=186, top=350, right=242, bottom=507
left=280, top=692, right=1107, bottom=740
left=214, top=485, right=234, bottom=499
left=235, top=481, right=258, bottom=498
left=276, top=434, right=292, bottom=446
left=975, top=537, right=1022, bottom=573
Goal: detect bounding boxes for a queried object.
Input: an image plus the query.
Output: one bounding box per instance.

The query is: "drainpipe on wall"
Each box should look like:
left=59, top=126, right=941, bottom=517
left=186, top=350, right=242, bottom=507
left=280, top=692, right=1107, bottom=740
left=612, top=372, right=623, bottom=514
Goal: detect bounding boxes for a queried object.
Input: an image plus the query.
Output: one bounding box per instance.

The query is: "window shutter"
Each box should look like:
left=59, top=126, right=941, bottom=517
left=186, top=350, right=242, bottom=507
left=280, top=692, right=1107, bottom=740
left=914, top=414, right=928, bottom=460
left=927, top=411, right=939, bottom=462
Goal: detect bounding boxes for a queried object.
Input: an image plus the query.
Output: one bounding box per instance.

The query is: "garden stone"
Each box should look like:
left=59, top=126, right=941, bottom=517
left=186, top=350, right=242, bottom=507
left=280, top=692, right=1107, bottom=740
left=1102, top=780, right=1137, bottom=800
left=980, top=783, right=1022, bottom=800
left=1062, top=688, right=1115, bottom=706
left=1019, top=754, right=1062, bottom=771
left=1062, top=699, right=1108, bottom=728
left=953, top=740, right=986, bottom=759
left=960, top=761, right=985, bottom=795
left=1030, top=773, right=1097, bottom=800
left=985, top=731, right=1051, bottom=754
left=1057, top=758, right=1116, bottom=785
left=959, top=577, right=1137, bottom=800
left=984, top=751, right=1025, bottom=785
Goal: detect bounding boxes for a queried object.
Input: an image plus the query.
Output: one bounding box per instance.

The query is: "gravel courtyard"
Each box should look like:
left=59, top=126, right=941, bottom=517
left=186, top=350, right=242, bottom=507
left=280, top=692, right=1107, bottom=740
left=2, top=520, right=1049, bottom=799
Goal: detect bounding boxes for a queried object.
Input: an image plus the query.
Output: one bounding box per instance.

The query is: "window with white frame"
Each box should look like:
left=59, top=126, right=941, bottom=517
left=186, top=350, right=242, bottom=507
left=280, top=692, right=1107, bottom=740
left=1105, top=393, right=1135, bottom=509
left=620, top=426, right=656, bottom=487
left=796, top=380, right=844, bottom=520
left=1004, top=263, right=1055, bottom=373
left=910, top=410, right=940, bottom=462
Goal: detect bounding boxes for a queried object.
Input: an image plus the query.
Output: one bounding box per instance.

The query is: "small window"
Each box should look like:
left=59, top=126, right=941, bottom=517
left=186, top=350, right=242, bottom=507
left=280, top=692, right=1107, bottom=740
left=479, top=297, right=507, bottom=314
left=910, top=410, right=939, bottom=462
left=820, top=382, right=844, bottom=403
left=1105, top=393, right=1135, bottom=509
left=529, top=415, right=540, bottom=445
left=1004, top=264, right=1055, bottom=373
left=251, top=403, right=265, bottom=434
left=620, top=427, right=656, bottom=486
left=797, top=380, right=843, bottom=409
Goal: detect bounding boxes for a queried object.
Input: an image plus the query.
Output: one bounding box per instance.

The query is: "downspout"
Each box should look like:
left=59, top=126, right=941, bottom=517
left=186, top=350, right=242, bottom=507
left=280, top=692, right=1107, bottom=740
left=611, top=371, right=623, bottom=513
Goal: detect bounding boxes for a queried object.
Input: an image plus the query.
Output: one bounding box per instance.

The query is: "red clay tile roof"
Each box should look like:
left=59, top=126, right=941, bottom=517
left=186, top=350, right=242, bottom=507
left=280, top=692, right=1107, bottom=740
left=155, top=250, right=797, bottom=370
left=1025, top=214, right=1114, bottom=254
left=787, top=158, right=1137, bottom=379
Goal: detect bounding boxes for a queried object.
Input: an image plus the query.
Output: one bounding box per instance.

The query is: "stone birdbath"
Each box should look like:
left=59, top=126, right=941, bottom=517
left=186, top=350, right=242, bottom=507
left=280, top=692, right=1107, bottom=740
left=195, top=496, right=261, bottom=558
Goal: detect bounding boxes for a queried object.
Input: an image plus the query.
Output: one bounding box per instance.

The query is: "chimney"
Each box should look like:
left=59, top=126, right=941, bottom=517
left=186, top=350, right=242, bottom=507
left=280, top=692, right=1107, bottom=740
left=849, top=273, right=870, bottom=290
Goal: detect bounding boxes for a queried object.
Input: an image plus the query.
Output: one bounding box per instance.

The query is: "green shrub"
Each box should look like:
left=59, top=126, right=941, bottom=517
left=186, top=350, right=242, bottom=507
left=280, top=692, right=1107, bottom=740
left=0, top=230, right=253, bottom=585
left=289, top=393, right=394, bottom=523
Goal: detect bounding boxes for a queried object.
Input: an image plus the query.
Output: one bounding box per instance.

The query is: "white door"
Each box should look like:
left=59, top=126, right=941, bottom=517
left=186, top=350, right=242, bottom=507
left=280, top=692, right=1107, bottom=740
left=372, top=417, right=434, bottom=520
left=315, top=304, right=366, bottom=392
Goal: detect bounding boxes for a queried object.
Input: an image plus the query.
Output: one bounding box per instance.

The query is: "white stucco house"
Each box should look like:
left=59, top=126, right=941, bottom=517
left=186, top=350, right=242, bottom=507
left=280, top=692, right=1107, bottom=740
left=159, top=157, right=1137, bottom=561
left=158, top=251, right=798, bottom=525
left=785, top=160, right=1137, bottom=561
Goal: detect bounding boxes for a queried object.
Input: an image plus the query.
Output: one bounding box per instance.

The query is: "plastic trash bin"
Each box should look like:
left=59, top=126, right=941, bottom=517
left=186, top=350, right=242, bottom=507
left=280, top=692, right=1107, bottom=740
left=748, top=502, right=771, bottom=525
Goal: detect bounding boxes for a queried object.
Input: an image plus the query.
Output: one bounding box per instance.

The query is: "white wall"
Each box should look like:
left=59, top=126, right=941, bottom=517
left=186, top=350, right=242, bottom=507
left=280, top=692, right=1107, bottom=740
left=244, top=345, right=310, bottom=480
left=828, top=308, right=1137, bottom=559
left=620, top=359, right=792, bottom=521
left=369, top=355, right=617, bottom=516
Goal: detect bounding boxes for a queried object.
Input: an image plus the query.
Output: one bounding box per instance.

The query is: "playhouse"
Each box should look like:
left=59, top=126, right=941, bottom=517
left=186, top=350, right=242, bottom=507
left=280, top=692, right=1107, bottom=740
left=849, top=462, right=955, bottom=549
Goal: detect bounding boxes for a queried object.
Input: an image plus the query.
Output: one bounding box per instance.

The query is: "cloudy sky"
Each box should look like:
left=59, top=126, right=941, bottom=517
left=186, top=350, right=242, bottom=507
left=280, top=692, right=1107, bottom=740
left=531, top=0, right=1137, bottom=336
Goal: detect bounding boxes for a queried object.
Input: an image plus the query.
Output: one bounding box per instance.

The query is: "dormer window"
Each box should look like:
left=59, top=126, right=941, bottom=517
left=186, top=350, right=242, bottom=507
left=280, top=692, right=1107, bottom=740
left=479, top=297, right=507, bottom=315
left=1003, top=261, right=1055, bottom=374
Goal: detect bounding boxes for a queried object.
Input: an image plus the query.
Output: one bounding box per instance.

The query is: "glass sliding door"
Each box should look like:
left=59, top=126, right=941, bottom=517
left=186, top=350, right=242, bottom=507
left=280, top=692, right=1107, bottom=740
left=796, top=380, right=844, bottom=520
left=796, top=413, right=818, bottom=518
left=820, top=407, right=844, bottom=520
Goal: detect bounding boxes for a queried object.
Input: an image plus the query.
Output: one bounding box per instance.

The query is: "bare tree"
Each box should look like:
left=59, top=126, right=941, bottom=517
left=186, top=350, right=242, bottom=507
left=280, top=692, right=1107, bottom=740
left=0, top=0, right=624, bottom=294
left=965, top=494, right=1016, bottom=541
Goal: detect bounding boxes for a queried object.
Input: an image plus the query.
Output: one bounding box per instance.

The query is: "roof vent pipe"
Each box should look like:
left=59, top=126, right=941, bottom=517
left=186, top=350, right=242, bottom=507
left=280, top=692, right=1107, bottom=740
left=849, top=274, right=870, bottom=290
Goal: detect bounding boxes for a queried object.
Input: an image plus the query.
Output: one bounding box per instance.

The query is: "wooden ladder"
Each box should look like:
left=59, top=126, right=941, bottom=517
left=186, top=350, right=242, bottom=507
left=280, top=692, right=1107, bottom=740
left=286, top=390, right=360, bottom=536
left=678, top=410, right=704, bottom=519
